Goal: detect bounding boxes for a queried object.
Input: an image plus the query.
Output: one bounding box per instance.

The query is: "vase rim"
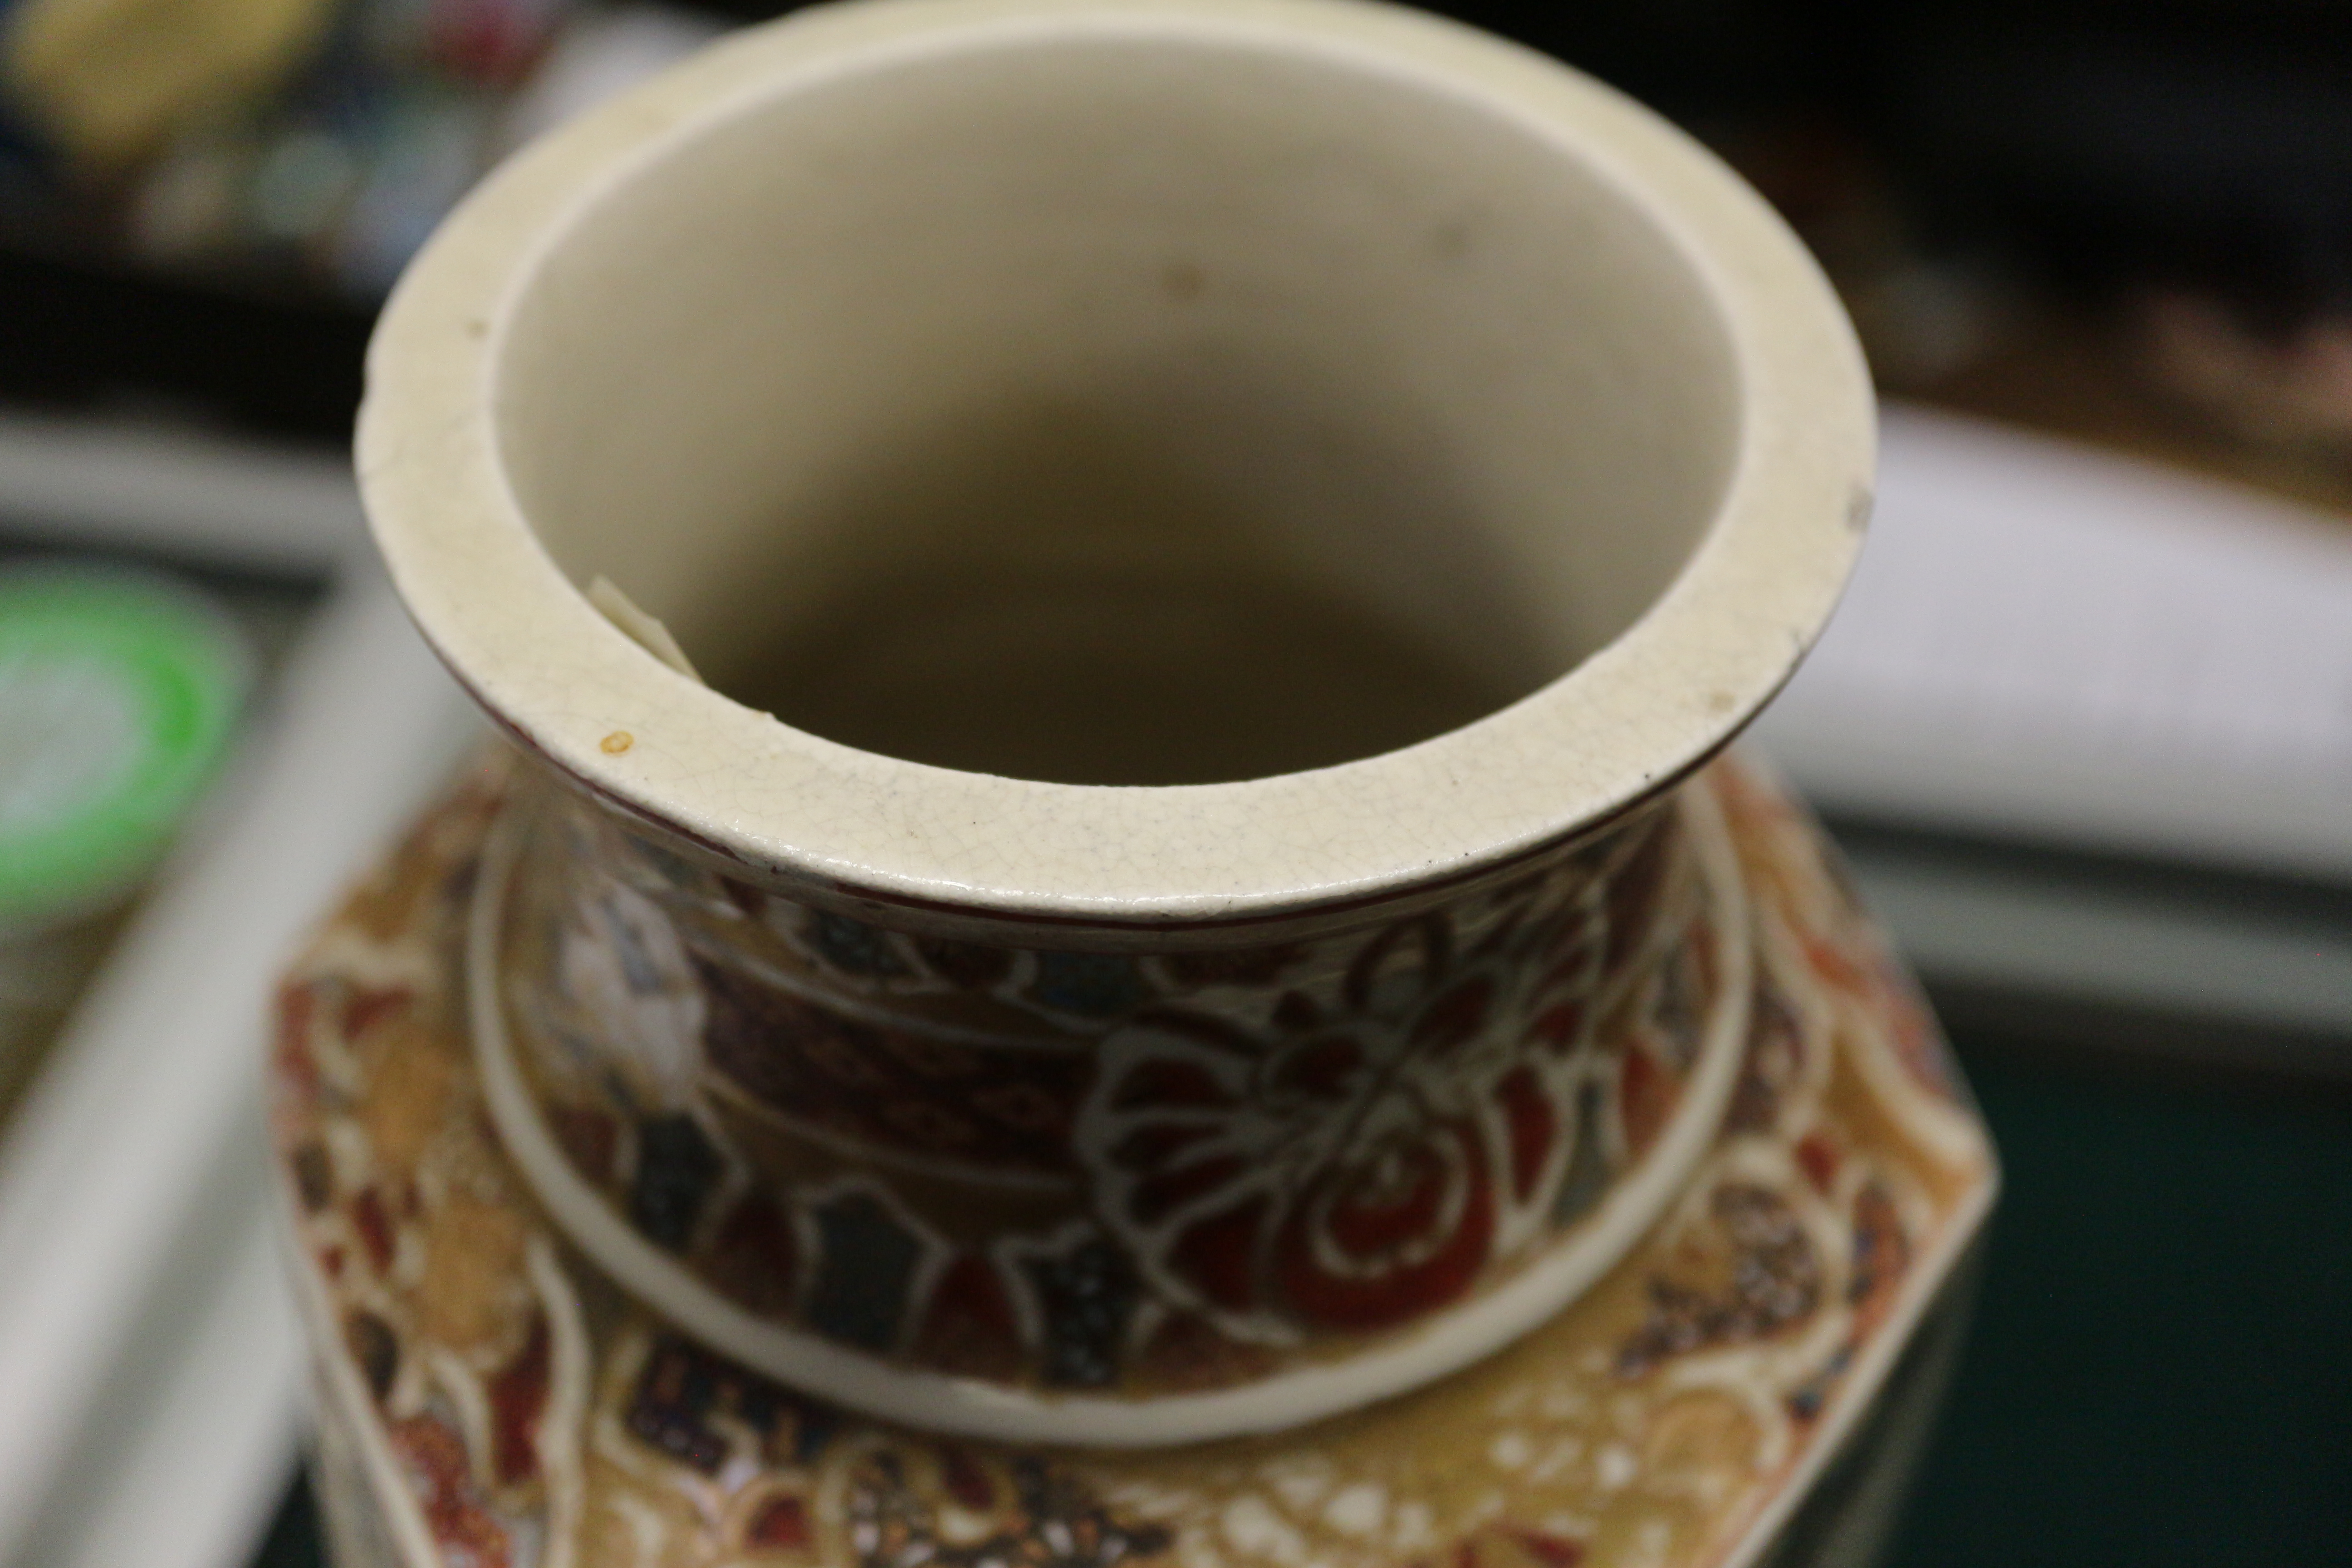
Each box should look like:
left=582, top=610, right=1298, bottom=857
left=358, top=0, right=1873, bottom=926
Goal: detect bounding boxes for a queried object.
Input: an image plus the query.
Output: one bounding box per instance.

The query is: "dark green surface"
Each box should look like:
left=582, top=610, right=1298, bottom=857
left=1885, top=1039, right=2352, bottom=1566
left=253, top=1033, right=2352, bottom=1567
left=251, top=1475, right=318, bottom=1568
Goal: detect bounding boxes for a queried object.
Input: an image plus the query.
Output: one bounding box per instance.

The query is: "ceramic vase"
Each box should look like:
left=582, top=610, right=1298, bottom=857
left=271, top=2, right=1997, bottom=1564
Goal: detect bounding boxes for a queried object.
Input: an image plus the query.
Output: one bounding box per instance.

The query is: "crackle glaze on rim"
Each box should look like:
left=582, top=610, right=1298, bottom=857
left=357, top=0, right=1875, bottom=926
left=469, top=781, right=1754, bottom=1446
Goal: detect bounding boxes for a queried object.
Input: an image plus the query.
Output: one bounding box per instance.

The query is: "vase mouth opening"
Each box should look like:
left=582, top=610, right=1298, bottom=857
left=486, top=14, right=1742, bottom=789
left=361, top=0, right=1873, bottom=922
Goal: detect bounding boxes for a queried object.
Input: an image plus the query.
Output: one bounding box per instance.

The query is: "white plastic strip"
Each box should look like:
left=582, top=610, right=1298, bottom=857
left=0, top=573, right=477, bottom=1568
left=27, top=1122, right=305, bottom=1568
left=1757, top=403, right=2352, bottom=883
left=0, top=411, right=368, bottom=577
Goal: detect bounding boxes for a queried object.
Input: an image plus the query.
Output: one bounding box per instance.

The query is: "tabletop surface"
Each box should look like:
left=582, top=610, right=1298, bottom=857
left=1883, top=1034, right=2352, bottom=1566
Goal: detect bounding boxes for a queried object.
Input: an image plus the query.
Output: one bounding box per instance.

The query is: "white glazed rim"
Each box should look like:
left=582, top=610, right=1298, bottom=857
left=469, top=778, right=1754, bottom=1446
left=359, top=0, right=1875, bottom=924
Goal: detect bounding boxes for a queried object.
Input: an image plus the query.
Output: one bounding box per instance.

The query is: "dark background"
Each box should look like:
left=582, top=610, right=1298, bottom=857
left=6, top=1, right=2352, bottom=447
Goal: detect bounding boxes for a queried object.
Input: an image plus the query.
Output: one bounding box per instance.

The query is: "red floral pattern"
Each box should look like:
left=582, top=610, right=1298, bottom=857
left=490, top=778, right=1713, bottom=1387
left=1078, top=837, right=1708, bottom=1342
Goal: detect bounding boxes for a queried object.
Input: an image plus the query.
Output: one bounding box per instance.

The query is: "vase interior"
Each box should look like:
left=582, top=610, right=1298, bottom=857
left=491, top=26, right=1744, bottom=784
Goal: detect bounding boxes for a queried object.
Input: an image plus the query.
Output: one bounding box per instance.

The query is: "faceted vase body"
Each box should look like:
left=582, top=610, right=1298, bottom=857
left=269, top=2, right=1996, bottom=1564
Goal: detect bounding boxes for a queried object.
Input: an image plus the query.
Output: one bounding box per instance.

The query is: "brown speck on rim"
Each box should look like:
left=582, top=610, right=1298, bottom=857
left=1430, top=220, right=1473, bottom=261
left=1706, top=690, right=1736, bottom=714
left=466, top=319, right=489, bottom=339
left=1161, top=261, right=1205, bottom=302
left=601, top=731, right=634, bottom=754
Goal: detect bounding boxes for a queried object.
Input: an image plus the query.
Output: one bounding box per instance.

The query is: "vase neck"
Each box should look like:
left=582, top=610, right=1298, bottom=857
left=474, top=761, right=1744, bottom=1441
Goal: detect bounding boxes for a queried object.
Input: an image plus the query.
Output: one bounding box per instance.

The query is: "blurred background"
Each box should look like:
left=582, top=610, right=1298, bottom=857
left=0, top=2, right=2344, bottom=1566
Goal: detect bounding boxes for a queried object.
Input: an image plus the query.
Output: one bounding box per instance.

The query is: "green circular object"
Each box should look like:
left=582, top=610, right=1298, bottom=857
left=0, top=568, right=250, bottom=930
